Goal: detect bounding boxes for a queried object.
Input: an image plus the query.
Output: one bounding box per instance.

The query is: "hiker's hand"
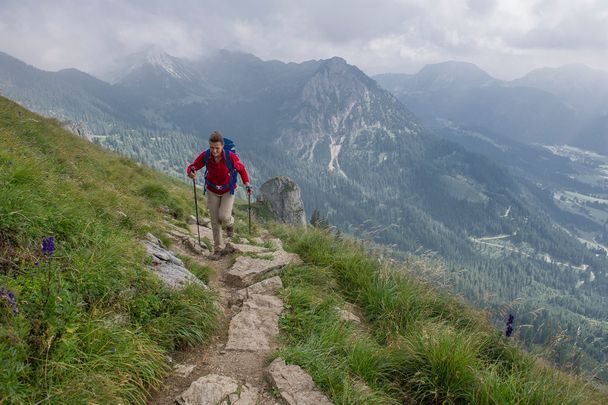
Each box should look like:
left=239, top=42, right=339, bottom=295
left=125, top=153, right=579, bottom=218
left=187, top=167, right=196, bottom=179
left=245, top=184, right=253, bottom=196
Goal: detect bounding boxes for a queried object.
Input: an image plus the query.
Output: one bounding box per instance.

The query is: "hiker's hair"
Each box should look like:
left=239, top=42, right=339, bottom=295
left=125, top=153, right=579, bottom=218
left=209, top=131, right=224, bottom=144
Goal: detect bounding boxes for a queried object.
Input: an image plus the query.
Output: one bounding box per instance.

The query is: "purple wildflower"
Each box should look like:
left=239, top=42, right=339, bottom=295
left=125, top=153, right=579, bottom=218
left=42, top=236, right=55, bottom=256
left=1, top=288, right=19, bottom=315
left=505, top=313, right=515, bottom=337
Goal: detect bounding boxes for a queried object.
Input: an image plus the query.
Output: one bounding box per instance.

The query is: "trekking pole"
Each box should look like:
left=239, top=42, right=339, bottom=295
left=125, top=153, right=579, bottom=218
left=247, top=187, right=252, bottom=235
left=191, top=173, right=202, bottom=247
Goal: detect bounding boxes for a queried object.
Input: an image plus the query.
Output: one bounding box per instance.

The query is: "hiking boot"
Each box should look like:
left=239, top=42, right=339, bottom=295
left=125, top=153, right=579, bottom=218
left=226, top=224, right=234, bottom=238
left=222, top=242, right=236, bottom=255
left=209, top=249, right=223, bottom=261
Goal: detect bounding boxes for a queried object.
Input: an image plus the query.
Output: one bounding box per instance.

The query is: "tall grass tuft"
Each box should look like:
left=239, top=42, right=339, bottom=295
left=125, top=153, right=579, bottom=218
left=273, top=225, right=607, bottom=404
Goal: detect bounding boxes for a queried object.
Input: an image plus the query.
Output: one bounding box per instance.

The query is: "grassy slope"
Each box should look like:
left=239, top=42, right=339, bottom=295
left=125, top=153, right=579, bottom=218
left=272, top=225, right=608, bottom=404
left=0, top=97, right=217, bottom=403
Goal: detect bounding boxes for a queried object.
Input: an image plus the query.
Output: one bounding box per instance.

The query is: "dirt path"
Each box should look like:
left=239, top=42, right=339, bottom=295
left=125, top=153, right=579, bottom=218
left=147, top=224, right=286, bottom=405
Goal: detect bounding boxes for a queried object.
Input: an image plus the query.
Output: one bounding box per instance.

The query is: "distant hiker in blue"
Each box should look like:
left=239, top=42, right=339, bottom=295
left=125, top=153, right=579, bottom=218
left=187, top=131, right=251, bottom=259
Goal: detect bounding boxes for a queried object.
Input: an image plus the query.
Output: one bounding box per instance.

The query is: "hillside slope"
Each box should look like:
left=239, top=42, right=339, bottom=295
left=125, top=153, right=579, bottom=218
left=0, top=97, right=218, bottom=403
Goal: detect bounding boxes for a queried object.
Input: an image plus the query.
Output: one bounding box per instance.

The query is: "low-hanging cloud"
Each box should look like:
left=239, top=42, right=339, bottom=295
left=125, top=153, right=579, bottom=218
left=0, top=0, right=606, bottom=80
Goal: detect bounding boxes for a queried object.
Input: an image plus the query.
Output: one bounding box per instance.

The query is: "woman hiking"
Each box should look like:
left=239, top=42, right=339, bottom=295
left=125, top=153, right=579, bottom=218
left=187, top=131, right=252, bottom=259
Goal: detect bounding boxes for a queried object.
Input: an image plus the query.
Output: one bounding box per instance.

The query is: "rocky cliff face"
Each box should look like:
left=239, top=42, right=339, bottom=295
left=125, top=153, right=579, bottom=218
left=276, top=57, right=425, bottom=177
left=257, top=176, right=307, bottom=228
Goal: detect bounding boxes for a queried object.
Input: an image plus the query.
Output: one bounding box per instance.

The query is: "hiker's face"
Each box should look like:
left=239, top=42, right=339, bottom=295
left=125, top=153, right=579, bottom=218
left=209, top=141, right=223, bottom=158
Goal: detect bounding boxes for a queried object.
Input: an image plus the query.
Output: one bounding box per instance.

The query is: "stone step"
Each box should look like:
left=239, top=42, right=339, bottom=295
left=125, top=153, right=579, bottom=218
left=226, top=250, right=302, bottom=288
left=267, top=358, right=333, bottom=405
left=176, top=374, right=258, bottom=405
left=226, top=242, right=272, bottom=254
left=234, top=276, right=283, bottom=303
left=225, top=294, right=283, bottom=352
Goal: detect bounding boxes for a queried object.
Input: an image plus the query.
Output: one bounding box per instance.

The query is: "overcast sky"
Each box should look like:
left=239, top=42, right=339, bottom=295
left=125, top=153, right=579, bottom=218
left=1, top=0, right=607, bottom=80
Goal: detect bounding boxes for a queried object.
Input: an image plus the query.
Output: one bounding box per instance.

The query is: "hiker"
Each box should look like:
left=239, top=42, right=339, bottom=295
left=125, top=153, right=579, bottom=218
left=187, top=131, right=252, bottom=259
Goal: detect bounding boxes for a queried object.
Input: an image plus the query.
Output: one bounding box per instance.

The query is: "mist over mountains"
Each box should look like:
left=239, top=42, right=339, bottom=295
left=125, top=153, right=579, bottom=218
left=1, top=47, right=608, bottom=378
left=374, top=61, right=608, bottom=154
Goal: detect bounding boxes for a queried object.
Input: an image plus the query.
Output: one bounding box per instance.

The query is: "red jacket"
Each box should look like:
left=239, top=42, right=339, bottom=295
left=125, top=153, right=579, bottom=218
left=187, top=150, right=250, bottom=194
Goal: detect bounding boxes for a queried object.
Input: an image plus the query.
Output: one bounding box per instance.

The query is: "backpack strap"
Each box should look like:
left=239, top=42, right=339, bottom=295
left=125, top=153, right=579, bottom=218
left=225, top=150, right=238, bottom=195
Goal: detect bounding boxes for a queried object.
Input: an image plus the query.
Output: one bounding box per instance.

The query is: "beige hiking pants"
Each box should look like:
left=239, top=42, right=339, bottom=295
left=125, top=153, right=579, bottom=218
left=207, top=190, right=235, bottom=250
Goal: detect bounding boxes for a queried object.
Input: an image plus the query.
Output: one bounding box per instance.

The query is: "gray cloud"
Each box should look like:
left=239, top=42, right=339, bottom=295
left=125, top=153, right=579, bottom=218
left=510, top=4, right=608, bottom=50
left=467, top=0, right=497, bottom=16
left=0, top=0, right=607, bottom=80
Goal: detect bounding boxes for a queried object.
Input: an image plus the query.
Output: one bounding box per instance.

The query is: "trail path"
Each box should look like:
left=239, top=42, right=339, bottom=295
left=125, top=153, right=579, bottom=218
left=147, top=222, right=331, bottom=405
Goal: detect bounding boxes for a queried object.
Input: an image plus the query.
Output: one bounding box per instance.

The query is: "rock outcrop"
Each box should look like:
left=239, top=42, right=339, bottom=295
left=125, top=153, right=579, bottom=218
left=257, top=176, right=307, bottom=227
left=142, top=233, right=207, bottom=290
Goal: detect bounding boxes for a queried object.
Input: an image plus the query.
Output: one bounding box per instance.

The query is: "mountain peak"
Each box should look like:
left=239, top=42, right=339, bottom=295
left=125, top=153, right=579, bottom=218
left=316, top=56, right=350, bottom=74
left=324, top=56, right=347, bottom=66
left=517, top=63, right=608, bottom=81
left=141, top=45, right=173, bottom=66
left=416, top=61, right=496, bottom=89
left=101, top=46, right=193, bottom=84
left=315, top=56, right=373, bottom=86
left=512, top=63, right=608, bottom=114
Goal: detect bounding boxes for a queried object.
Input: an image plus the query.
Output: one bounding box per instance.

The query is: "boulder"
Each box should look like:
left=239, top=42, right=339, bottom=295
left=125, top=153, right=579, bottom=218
left=257, top=176, right=307, bottom=227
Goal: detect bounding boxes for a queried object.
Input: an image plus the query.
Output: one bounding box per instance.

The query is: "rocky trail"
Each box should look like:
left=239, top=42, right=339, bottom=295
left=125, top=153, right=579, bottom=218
left=145, top=218, right=332, bottom=405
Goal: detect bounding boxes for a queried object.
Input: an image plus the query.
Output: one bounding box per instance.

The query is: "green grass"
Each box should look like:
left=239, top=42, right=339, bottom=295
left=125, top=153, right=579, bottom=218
left=274, top=226, right=607, bottom=404
left=178, top=254, right=213, bottom=284
left=0, top=97, right=218, bottom=403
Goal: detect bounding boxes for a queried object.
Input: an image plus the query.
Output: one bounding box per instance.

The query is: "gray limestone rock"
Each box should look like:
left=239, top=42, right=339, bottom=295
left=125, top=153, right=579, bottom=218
left=267, top=358, right=332, bottom=405
left=177, top=374, right=259, bottom=405
left=189, top=223, right=214, bottom=241
left=257, top=176, right=307, bottom=227
left=182, top=236, right=208, bottom=255
left=335, top=307, right=361, bottom=324
left=173, top=363, right=196, bottom=378
left=226, top=242, right=272, bottom=254
left=224, top=384, right=259, bottom=405
left=225, top=294, right=283, bottom=352
left=226, top=250, right=302, bottom=288
left=187, top=215, right=211, bottom=227
left=143, top=233, right=207, bottom=290
left=235, top=276, right=284, bottom=302
left=268, top=238, right=284, bottom=250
